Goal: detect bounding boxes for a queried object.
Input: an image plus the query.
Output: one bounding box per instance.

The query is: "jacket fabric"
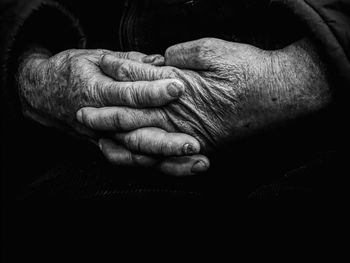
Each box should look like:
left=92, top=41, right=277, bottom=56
left=0, top=0, right=349, bottom=201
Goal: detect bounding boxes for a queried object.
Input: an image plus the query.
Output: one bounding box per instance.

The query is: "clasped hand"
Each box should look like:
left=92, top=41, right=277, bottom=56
left=19, top=38, right=330, bottom=176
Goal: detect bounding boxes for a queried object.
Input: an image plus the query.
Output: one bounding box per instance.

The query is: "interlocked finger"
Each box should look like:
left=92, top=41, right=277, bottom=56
left=114, top=127, right=200, bottom=156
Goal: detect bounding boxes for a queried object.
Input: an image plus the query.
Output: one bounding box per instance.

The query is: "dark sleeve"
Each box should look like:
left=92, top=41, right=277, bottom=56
left=274, top=0, right=350, bottom=92
left=0, top=0, right=86, bottom=123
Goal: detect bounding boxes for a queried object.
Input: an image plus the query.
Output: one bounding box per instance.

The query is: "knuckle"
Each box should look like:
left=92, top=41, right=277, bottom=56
left=112, top=110, right=133, bottom=130
left=196, top=38, right=216, bottom=60
left=117, top=63, right=131, bottom=80
left=168, top=139, right=179, bottom=154
left=89, top=80, right=104, bottom=105
left=148, top=84, right=161, bottom=102
left=125, top=133, right=139, bottom=150
left=163, top=140, right=174, bottom=155
left=122, top=85, right=136, bottom=106
left=132, top=85, right=145, bottom=105
left=112, top=113, right=123, bottom=129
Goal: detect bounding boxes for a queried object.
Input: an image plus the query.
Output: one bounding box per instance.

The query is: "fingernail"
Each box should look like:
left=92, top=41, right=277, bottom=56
left=98, top=140, right=103, bottom=151
left=142, top=54, right=162, bottom=63
left=76, top=110, right=83, bottom=122
left=183, top=143, right=197, bottom=155
left=167, top=82, right=183, bottom=98
left=191, top=160, right=207, bottom=174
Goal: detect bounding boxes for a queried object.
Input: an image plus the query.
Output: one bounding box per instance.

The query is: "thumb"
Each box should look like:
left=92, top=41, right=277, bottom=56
left=164, top=38, right=214, bottom=70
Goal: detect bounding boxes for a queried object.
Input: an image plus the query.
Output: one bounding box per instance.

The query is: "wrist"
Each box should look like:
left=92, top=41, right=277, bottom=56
left=237, top=49, right=289, bottom=131
left=17, top=49, right=51, bottom=117
left=280, top=39, right=331, bottom=110
left=257, top=39, right=332, bottom=126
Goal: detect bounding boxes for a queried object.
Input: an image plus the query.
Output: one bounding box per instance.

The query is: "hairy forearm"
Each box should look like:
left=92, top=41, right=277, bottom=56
left=18, top=48, right=102, bottom=132
left=16, top=48, right=60, bottom=127
left=18, top=49, right=82, bottom=124
left=244, top=38, right=332, bottom=132
left=18, top=50, right=49, bottom=106
left=17, top=48, right=92, bottom=134
left=269, top=38, right=332, bottom=117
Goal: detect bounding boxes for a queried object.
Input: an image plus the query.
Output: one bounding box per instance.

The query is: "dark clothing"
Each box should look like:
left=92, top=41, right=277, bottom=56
left=1, top=1, right=349, bottom=260
left=0, top=0, right=349, bottom=202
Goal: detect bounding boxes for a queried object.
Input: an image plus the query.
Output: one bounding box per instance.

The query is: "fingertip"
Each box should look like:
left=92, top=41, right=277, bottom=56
left=182, top=136, right=201, bottom=155
left=191, top=160, right=208, bottom=174
left=76, top=107, right=93, bottom=122
left=167, top=80, right=184, bottom=98
left=152, top=56, right=165, bottom=66
left=158, top=155, right=210, bottom=176
left=193, top=156, right=210, bottom=174
left=76, top=107, right=100, bottom=128
left=76, top=109, right=83, bottom=122
left=182, top=142, right=200, bottom=155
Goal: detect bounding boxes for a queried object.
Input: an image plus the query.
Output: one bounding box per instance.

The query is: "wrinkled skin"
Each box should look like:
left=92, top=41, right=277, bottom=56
left=18, top=37, right=331, bottom=177
left=18, top=48, right=209, bottom=176
left=18, top=49, right=181, bottom=135
left=78, top=38, right=332, bottom=155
